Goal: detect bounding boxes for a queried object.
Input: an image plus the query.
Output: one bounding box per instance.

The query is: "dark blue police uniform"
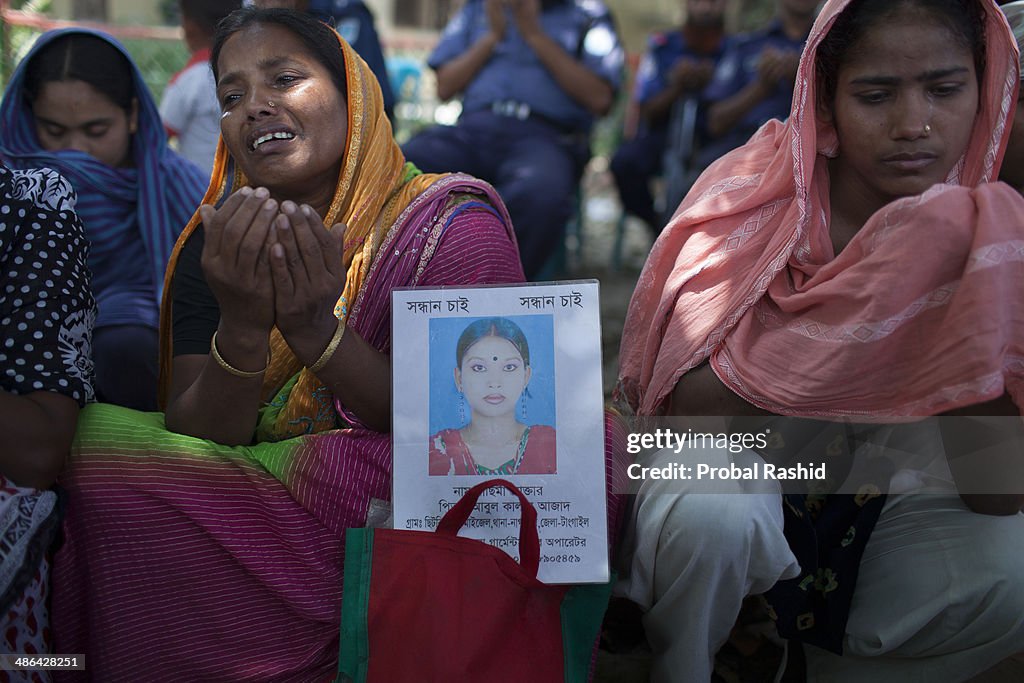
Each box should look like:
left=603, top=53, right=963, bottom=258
left=402, top=0, right=624, bottom=279
left=698, top=19, right=807, bottom=166
left=611, top=28, right=727, bottom=229
left=309, top=0, right=396, bottom=120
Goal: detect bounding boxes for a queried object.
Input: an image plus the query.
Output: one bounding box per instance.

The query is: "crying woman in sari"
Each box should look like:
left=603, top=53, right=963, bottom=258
left=50, top=7, right=535, bottom=681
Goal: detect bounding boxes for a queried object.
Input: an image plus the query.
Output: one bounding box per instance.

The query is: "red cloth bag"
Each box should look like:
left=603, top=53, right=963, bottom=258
left=337, top=479, right=611, bottom=682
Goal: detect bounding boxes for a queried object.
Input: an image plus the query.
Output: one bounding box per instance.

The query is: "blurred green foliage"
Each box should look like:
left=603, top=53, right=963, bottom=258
left=1, top=22, right=188, bottom=101
left=733, top=0, right=778, bottom=32
left=121, top=37, right=189, bottom=101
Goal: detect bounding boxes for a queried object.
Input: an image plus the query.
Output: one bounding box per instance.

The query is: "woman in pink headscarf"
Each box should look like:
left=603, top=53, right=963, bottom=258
left=615, top=0, right=1024, bottom=680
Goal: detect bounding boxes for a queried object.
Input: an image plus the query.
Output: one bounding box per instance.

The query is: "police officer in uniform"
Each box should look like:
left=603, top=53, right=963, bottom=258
left=611, top=0, right=729, bottom=233
left=699, top=0, right=817, bottom=167
left=403, top=0, right=624, bottom=279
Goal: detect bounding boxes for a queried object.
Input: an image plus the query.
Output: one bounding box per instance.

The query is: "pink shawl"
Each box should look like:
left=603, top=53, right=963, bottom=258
left=617, top=0, right=1024, bottom=418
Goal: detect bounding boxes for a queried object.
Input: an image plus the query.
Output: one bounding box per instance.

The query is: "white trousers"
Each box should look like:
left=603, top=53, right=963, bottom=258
left=615, top=440, right=1024, bottom=683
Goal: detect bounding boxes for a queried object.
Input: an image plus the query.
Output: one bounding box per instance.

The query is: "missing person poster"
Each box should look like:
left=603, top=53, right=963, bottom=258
left=391, top=282, right=608, bottom=584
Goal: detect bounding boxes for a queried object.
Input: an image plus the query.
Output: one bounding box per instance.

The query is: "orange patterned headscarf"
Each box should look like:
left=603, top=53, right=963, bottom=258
left=159, top=26, right=441, bottom=436
left=618, top=0, right=1024, bottom=418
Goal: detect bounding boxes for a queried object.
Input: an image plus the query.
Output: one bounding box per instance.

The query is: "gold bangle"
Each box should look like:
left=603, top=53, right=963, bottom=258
left=309, top=319, right=346, bottom=374
left=210, top=330, right=269, bottom=379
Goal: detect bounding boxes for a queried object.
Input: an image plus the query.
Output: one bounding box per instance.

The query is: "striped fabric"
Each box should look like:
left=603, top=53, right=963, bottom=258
left=51, top=203, right=539, bottom=681
left=0, top=28, right=207, bottom=329
left=50, top=20, right=625, bottom=679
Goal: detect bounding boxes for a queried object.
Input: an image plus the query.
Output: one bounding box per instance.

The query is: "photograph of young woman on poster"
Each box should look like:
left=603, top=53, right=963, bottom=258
left=429, top=317, right=556, bottom=476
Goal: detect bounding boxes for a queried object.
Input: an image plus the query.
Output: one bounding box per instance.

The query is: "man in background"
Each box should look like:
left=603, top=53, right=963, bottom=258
left=699, top=0, right=816, bottom=166
left=402, top=0, right=624, bottom=279
left=611, top=0, right=729, bottom=233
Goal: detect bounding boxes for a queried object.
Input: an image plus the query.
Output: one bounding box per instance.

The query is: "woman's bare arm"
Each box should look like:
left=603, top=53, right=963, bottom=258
left=668, top=361, right=771, bottom=417
left=163, top=189, right=278, bottom=445
left=0, top=390, right=78, bottom=489
left=163, top=327, right=271, bottom=446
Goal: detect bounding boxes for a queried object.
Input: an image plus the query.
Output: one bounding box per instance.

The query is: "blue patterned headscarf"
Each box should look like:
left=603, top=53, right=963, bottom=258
left=0, top=28, right=207, bottom=329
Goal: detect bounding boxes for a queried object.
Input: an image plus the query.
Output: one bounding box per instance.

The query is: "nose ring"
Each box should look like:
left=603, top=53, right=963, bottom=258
left=268, top=100, right=276, bottom=109
left=923, top=123, right=932, bottom=135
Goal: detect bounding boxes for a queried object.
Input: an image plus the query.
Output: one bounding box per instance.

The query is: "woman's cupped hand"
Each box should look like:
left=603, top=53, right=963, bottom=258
left=268, top=200, right=347, bottom=368
left=198, top=187, right=347, bottom=365
left=199, top=186, right=280, bottom=336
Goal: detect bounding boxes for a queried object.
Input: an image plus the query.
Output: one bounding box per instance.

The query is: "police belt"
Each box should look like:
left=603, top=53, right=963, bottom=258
left=489, top=100, right=580, bottom=136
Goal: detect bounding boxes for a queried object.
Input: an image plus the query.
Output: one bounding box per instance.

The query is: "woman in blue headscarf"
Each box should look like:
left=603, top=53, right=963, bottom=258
left=0, top=29, right=207, bottom=411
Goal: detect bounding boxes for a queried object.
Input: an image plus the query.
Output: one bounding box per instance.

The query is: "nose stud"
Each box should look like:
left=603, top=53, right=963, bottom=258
left=922, top=123, right=932, bottom=135
left=268, top=100, right=276, bottom=109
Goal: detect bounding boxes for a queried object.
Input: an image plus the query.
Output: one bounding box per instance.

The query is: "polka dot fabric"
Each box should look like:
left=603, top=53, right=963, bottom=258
left=0, top=164, right=92, bottom=676
left=0, top=165, right=95, bottom=405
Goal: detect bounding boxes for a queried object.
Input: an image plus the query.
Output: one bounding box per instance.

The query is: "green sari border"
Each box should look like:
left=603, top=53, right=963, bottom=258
left=337, top=528, right=374, bottom=683
left=560, top=573, right=615, bottom=682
